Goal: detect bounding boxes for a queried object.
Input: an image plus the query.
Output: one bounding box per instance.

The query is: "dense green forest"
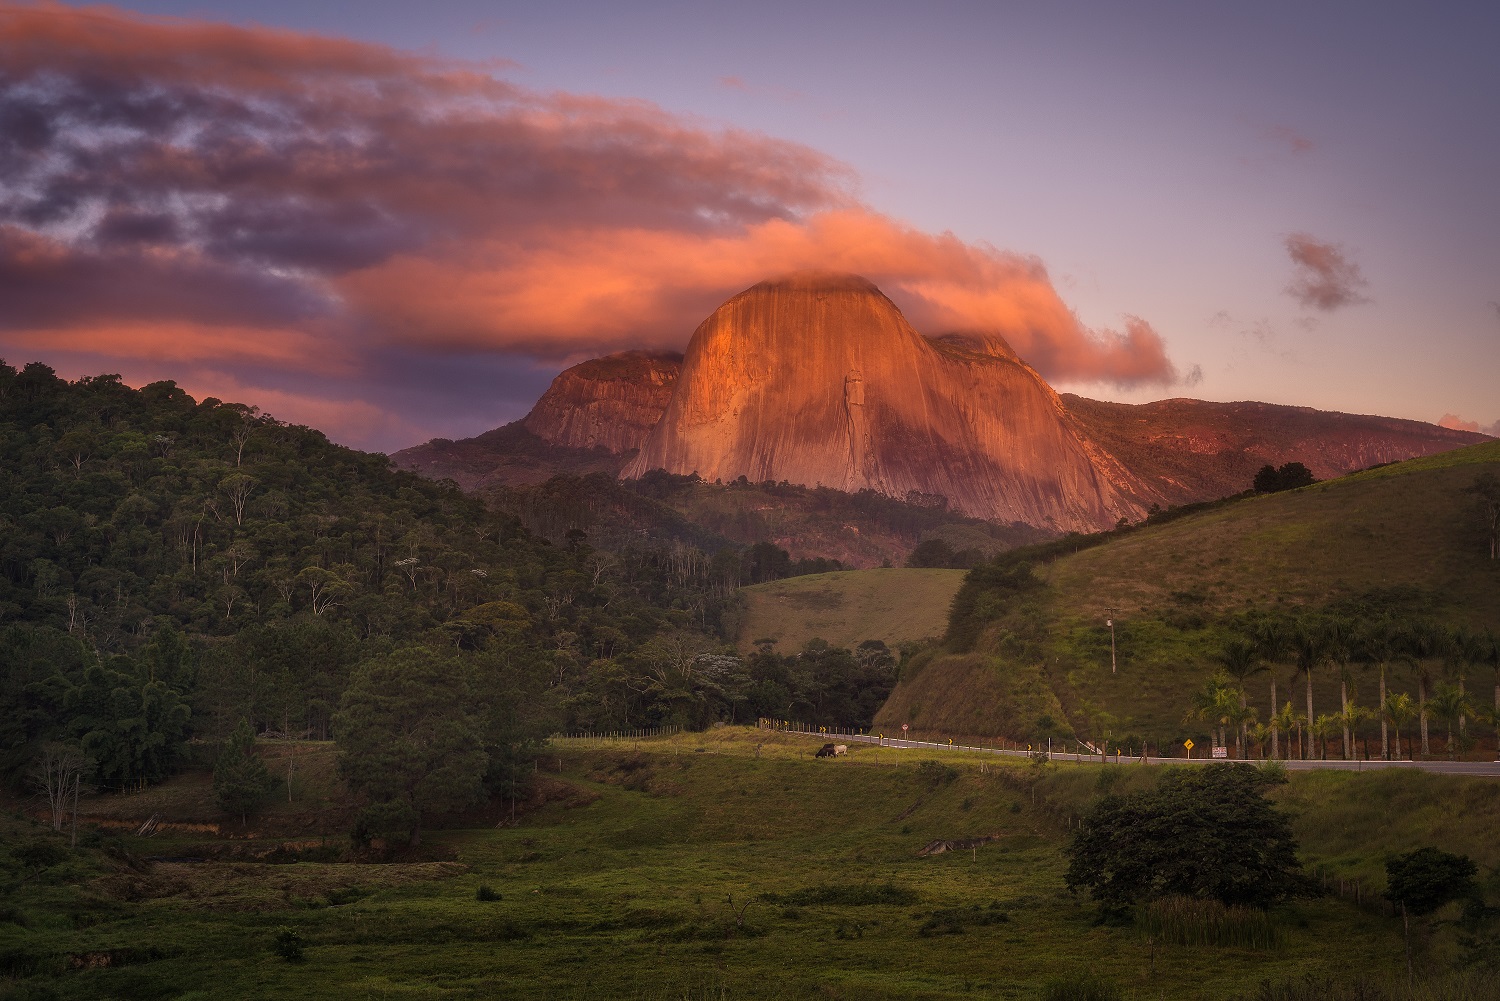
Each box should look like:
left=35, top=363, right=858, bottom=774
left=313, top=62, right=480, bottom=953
left=0, top=362, right=895, bottom=836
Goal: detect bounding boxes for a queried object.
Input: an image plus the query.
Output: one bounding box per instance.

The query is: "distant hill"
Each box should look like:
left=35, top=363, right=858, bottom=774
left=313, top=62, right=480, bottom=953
left=735, top=568, right=966, bottom=654
left=873, top=440, right=1500, bottom=745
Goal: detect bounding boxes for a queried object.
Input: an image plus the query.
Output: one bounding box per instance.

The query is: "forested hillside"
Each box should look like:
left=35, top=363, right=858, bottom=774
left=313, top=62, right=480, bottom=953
left=0, top=363, right=894, bottom=837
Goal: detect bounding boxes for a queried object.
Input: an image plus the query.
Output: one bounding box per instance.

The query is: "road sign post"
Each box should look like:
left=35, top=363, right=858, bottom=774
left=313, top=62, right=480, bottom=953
left=1184, top=738, right=1194, bottom=760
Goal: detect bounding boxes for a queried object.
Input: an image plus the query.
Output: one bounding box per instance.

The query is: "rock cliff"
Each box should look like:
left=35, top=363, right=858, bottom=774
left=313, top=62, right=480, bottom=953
left=396, top=273, right=1488, bottom=531
left=522, top=349, right=681, bottom=453
left=621, top=273, right=1140, bottom=532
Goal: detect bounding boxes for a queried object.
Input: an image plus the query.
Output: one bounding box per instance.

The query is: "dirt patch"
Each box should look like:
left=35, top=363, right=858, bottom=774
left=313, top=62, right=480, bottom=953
left=917, top=834, right=1001, bottom=856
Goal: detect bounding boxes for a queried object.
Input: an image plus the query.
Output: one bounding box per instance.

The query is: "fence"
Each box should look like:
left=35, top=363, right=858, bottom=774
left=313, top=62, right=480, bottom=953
left=553, top=725, right=681, bottom=745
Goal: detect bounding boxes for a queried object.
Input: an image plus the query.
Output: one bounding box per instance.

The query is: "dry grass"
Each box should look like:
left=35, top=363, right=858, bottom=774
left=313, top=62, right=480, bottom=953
left=736, top=568, right=965, bottom=653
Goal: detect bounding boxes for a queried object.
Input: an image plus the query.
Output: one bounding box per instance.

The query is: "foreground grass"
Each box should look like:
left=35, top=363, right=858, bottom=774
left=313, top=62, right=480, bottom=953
left=6, top=728, right=1495, bottom=999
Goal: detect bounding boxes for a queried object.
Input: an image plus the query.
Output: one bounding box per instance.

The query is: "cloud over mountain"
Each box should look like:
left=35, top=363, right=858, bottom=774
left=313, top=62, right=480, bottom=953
left=0, top=3, right=1177, bottom=447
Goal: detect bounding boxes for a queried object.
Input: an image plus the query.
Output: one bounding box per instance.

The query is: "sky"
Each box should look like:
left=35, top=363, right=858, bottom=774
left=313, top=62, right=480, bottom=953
left=1, top=0, right=1496, bottom=452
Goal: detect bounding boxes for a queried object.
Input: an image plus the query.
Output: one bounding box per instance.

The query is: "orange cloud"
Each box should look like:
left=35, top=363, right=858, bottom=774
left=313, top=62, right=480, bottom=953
left=0, top=0, right=1181, bottom=446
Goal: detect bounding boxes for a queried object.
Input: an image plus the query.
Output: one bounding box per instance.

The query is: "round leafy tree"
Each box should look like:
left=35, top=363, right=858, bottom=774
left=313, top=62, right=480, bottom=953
left=1065, top=763, right=1307, bottom=910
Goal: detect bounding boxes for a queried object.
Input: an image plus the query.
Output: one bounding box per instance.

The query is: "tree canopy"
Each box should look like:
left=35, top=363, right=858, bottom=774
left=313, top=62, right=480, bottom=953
left=1064, top=764, right=1307, bottom=909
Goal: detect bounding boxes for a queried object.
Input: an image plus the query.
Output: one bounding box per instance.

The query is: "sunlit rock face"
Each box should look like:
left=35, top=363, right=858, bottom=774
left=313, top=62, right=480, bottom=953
left=621, top=273, right=1140, bottom=531
left=523, top=349, right=682, bottom=454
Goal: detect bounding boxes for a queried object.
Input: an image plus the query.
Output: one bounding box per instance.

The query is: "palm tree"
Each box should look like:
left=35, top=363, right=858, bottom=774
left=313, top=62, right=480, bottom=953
left=1397, top=621, right=1442, bottom=758
left=1215, top=635, right=1265, bottom=758
left=1248, top=721, right=1273, bottom=760
left=1186, top=672, right=1241, bottom=754
left=1312, top=713, right=1342, bottom=760
left=1273, top=702, right=1305, bottom=761
left=1226, top=701, right=1259, bottom=760
left=1360, top=617, right=1402, bottom=759
left=1428, top=683, right=1473, bottom=760
left=1254, top=618, right=1292, bottom=758
left=1443, top=626, right=1482, bottom=739
left=1321, top=615, right=1359, bottom=759
left=1382, top=692, right=1415, bottom=760
left=1287, top=616, right=1332, bottom=760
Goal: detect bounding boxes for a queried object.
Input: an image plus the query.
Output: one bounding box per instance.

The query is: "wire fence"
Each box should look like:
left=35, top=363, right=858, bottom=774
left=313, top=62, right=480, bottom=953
left=553, top=725, right=682, bottom=745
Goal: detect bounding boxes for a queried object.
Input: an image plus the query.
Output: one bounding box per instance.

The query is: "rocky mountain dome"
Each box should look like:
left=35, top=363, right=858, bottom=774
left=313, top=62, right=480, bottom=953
left=394, top=273, right=1488, bottom=531
left=620, top=272, right=1142, bottom=532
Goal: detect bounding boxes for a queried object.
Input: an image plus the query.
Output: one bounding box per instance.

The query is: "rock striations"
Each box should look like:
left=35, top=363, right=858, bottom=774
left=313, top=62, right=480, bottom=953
left=620, top=273, right=1139, bottom=532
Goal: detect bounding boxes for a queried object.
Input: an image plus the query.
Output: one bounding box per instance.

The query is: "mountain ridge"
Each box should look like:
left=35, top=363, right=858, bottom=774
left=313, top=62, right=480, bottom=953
left=392, top=273, right=1488, bottom=530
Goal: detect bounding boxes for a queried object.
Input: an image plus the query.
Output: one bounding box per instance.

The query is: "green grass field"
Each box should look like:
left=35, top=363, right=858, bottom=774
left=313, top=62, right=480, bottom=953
left=737, top=569, right=966, bottom=654
left=877, top=442, right=1500, bottom=744
left=5, top=729, right=1498, bottom=1000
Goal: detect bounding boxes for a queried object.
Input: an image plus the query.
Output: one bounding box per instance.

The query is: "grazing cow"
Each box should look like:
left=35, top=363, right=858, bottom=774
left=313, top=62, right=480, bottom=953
left=834, top=745, right=847, bottom=755
left=815, top=743, right=838, bottom=758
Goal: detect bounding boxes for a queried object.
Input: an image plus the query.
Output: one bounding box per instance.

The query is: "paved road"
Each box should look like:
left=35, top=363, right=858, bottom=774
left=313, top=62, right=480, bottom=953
left=788, top=731, right=1500, bottom=776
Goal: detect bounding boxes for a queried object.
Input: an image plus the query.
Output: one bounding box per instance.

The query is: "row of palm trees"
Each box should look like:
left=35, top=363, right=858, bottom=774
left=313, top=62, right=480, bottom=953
left=1186, top=616, right=1500, bottom=760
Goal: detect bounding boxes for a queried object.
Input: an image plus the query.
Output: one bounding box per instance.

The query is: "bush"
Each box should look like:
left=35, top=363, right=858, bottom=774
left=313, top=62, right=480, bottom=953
left=271, top=927, right=304, bottom=962
left=476, top=884, right=502, bottom=902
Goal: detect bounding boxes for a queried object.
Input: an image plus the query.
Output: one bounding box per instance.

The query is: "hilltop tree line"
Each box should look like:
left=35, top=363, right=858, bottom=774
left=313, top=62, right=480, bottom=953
left=0, top=362, right=894, bottom=838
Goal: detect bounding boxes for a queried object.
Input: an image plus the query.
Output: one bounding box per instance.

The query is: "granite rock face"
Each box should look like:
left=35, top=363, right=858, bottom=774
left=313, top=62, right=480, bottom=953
left=620, top=273, right=1139, bottom=531
left=409, top=273, right=1487, bottom=530
left=522, top=349, right=682, bottom=454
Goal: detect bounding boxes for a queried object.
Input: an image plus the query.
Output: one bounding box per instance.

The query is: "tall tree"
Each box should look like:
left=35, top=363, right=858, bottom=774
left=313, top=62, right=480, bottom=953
left=213, top=719, right=274, bottom=825
left=1286, top=616, right=1331, bottom=760
left=1253, top=618, right=1292, bottom=758
left=335, top=649, right=489, bottom=847
left=1385, top=847, right=1478, bottom=983
left=1215, top=636, right=1265, bottom=758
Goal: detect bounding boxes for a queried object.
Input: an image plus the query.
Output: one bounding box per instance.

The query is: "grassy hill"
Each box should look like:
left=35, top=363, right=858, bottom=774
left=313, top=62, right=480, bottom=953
left=736, top=569, right=966, bottom=653
left=876, top=441, right=1500, bottom=747
left=5, top=729, right=1499, bottom=999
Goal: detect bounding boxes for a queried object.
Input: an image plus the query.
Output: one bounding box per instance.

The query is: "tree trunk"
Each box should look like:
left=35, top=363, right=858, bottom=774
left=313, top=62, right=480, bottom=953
left=1459, top=677, right=1466, bottom=734
left=1341, top=679, right=1351, bottom=760
left=1305, top=670, right=1315, bottom=761
left=1380, top=666, right=1389, bottom=760
left=1419, top=677, right=1429, bottom=757
left=1270, top=676, right=1279, bottom=759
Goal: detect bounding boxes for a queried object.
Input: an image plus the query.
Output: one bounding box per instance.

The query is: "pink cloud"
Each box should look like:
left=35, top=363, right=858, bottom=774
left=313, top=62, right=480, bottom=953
left=1439, top=413, right=1498, bottom=437
left=0, top=1, right=1182, bottom=448
left=1284, top=233, right=1370, bottom=311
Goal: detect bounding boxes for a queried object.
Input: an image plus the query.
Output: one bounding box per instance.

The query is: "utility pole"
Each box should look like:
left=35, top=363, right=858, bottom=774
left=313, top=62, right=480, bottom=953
left=1106, top=608, right=1117, bottom=674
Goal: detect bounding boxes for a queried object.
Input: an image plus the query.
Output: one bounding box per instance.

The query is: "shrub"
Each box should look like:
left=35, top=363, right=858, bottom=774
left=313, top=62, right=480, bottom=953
left=271, top=927, right=304, bottom=962
left=476, top=884, right=502, bottom=902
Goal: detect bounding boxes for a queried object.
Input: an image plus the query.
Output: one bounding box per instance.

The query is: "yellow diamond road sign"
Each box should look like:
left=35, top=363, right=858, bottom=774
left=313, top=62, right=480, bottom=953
left=1183, top=739, right=1195, bottom=750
